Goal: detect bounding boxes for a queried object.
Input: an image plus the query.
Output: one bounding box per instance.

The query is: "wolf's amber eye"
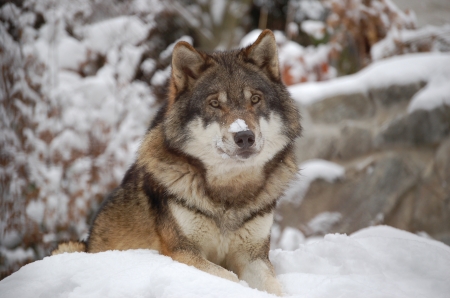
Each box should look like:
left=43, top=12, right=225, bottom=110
left=210, top=99, right=220, bottom=108
left=251, top=95, right=261, bottom=104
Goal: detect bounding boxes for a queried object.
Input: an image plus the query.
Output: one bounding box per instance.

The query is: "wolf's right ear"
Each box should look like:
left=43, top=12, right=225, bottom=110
left=243, top=30, right=280, bottom=81
left=171, top=42, right=207, bottom=93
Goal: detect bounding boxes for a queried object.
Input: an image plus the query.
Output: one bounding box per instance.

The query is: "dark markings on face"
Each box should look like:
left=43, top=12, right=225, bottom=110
left=162, top=48, right=301, bottom=151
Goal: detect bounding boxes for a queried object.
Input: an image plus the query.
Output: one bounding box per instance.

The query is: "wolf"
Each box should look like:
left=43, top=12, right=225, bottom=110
left=53, top=29, right=302, bottom=295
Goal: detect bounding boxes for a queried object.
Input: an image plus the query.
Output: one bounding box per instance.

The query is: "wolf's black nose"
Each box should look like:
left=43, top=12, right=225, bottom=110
left=234, top=130, right=255, bottom=149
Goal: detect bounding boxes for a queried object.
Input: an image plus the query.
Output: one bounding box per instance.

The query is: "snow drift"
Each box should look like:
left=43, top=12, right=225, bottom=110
left=1, top=226, right=449, bottom=298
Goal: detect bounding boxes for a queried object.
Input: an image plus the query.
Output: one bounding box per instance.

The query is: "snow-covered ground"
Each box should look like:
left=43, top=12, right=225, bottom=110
left=1, top=226, right=449, bottom=298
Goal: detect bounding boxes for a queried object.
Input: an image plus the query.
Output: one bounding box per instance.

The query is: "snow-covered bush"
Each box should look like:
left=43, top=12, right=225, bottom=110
left=325, top=0, right=417, bottom=74
left=371, top=24, right=450, bottom=60
left=0, top=0, right=193, bottom=278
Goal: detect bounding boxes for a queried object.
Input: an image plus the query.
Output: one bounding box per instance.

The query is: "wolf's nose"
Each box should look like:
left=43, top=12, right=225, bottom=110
left=234, top=130, right=255, bottom=149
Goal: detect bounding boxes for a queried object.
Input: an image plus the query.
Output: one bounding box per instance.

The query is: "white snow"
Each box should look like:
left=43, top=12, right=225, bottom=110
left=83, top=16, right=150, bottom=55
left=371, top=25, right=450, bottom=61
left=281, top=159, right=345, bottom=205
left=239, top=29, right=287, bottom=48
left=228, top=119, right=248, bottom=133
left=240, top=29, right=335, bottom=84
left=210, top=0, right=226, bottom=25
left=289, top=53, right=450, bottom=111
left=57, top=36, right=87, bottom=70
left=0, top=247, right=34, bottom=264
left=306, top=211, right=342, bottom=234
left=301, top=20, right=325, bottom=40
left=159, top=35, right=193, bottom=61
left=297, top=0, right=325, bottom=21
left=1, top=226, right=449, bottom=298
left=151, top=66, right=172, bottom=86
left=25, top=200, right=45, bottom=224
left=278, top=227, right=306, bottom=251
left=1, top=3, right=158, bottom=245
left=408, top=75, right=450, bottom=112
left=141, top=58, right=156, bottom=75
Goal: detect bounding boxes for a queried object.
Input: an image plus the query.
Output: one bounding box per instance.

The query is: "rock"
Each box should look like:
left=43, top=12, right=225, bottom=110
left=369, top=81, right=426, bottom=107
left=435, top=137, right=450, bottom=188
left=278, top=153, right=421, bottom=236
left=375, top=105, right=450, bottom=147
left=336, top=122, right=372, bottom=160
left=308, top=93, right=375, bottom=124
left=294, top=128, right=339, bottom=162
left=283, top=82, right=450, bottom=245
left=386, top=172, right=450, bottom=245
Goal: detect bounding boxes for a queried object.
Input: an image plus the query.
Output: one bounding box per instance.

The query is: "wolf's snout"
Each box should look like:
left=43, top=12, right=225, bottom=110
left=234, top=130, right=255, bottom=149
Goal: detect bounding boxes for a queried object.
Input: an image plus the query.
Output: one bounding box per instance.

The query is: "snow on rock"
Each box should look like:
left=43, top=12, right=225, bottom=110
left=228, top=119, right=248, bottom=133
left=306, top=211, right=342, bottom=235
left=278, top=227, right=306, bottom=251
left=408, top=75, right=450, bottom=113
left=1, top=226, right=449, bottom=298
left=300, top=159, right=345, bottom=183
left=281, top=159, right=345, bottom=205
left=289, top=53, right=450, bottom=108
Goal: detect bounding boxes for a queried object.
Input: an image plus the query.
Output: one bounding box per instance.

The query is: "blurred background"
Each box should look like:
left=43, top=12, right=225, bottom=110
left=1, top=0, right=449, bottom=279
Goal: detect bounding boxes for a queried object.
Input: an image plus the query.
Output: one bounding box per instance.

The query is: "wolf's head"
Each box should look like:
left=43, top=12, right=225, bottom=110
left=160, top=30, right=301, bottom=172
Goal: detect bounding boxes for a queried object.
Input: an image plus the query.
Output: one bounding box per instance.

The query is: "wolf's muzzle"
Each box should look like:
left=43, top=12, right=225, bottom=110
left=234, top=130, right=255, bottom=149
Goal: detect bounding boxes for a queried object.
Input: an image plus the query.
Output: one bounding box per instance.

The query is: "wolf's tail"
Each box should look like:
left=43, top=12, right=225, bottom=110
left=52, top=241, right=87, bottom=255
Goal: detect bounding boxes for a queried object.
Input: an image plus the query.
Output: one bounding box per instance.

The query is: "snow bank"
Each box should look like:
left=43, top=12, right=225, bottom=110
left=289, top=53, right=450, bottom=112
left=1, top=226, right=449, bottom=298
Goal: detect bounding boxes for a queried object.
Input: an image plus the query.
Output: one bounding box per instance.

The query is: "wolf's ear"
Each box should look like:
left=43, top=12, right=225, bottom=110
left=243, top=30, right=280, bottom=81
left=171, top=41, right=207, bottom=92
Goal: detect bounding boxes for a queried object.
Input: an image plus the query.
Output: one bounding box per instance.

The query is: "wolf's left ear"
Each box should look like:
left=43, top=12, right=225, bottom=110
left=243, top=30, right=280, bottom=81
left=171, top=41, right=208, bottom=92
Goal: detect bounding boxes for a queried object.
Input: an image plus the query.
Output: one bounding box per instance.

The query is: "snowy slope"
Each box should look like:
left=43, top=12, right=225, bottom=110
left=1, top=226, right=449, bottom=298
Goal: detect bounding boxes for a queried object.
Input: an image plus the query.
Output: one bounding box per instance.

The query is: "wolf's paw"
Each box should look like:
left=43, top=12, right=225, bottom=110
left=217, top=269, right=240, bottom=283
left=264, top=278, right=283, bottom=296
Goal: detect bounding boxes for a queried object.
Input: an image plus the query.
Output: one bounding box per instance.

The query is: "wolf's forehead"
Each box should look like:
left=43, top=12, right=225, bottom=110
left=200, top=65, right=266, bottom=95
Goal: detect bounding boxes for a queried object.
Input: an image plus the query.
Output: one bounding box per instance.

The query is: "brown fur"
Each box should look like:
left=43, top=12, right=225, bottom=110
left=51, top=241, right=86, bottom=255
left=53, top=30, right=301, bottom=295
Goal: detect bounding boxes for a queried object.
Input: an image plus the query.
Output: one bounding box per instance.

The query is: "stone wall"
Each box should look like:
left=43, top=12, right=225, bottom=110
left=278, top=80, right=450, bottom=245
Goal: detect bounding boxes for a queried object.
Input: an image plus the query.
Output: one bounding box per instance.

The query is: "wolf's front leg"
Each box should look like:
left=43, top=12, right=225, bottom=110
left=234, top=256, right=283, bottom=296
left=169, top=250, right=240, bottom=283
left=227, top=212, right=283, bottom=295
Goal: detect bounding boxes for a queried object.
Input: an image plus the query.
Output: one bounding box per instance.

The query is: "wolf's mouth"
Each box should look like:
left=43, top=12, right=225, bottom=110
left=217, top=148, right=258, bottom=160
left=216, top=147, right=257, bottom=160
left=235, top=149, right=255, bottom=159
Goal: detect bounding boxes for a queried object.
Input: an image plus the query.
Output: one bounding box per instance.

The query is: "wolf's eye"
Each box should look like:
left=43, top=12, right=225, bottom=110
left=251, top=95, right=261, bottom=104
left=210, top=99, right=220, bottom=108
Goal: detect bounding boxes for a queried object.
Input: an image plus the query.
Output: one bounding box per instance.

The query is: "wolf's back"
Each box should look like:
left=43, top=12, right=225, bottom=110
left=52, top=241, right=86, bottom=255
